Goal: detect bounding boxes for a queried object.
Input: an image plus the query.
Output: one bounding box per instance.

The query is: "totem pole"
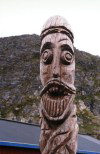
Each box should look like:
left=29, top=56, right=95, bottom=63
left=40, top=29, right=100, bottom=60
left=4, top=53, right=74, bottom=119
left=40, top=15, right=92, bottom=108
left=39, top=16, right=78, bottom=154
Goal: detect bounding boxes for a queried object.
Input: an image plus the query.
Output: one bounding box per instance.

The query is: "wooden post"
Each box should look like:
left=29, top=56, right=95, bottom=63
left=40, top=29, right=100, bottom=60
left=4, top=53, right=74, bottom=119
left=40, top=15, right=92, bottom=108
left=39, top=16, right=78, bottom=154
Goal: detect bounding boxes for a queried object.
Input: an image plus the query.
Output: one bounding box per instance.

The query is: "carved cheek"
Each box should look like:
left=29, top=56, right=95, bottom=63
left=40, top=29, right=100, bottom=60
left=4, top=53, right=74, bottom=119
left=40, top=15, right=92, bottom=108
left=61, top=67, right=75, bottom=84
left=40, top=64, right=52, bottom=85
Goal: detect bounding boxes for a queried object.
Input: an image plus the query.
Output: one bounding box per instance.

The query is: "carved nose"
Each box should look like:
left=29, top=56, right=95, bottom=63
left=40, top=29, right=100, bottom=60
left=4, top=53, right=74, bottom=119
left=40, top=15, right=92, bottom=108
left=53, top=66, right=60, bottom=78
left=53, top=72, right=59, bottom=78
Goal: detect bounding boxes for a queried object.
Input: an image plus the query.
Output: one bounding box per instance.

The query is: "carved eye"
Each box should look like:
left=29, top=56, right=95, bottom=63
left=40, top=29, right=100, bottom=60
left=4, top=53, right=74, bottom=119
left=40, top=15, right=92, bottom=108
left=61, top=51, right=73, bottom=65
left=42, top=50, right=53, bottom=64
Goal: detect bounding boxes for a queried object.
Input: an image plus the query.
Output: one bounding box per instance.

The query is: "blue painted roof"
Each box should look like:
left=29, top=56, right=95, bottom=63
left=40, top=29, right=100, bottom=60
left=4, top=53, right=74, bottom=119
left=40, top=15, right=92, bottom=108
left=0, top=141, right=40, bottom=149
left=0, top=141, right=100, bottom=154
left=0, top=119, right=40, bottom=145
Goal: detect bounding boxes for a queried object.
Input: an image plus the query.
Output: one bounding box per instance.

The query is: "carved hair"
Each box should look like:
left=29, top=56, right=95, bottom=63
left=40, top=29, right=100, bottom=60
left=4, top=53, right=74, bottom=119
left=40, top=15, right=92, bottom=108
left=40, top=15, right=74, bottom=43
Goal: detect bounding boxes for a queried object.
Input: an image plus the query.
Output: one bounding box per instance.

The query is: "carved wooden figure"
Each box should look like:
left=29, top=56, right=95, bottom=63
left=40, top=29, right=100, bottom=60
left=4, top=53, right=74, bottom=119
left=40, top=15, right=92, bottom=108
left=39, top=16, right=78, bottom=154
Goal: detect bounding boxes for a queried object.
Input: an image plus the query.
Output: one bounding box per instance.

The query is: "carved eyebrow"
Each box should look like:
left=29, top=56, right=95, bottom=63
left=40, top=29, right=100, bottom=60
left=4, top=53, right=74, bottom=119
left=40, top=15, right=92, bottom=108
left=41, top=42, right=54, bottom=54
left=61, top=44, right=74, bottom=54
left=58, top=38, right=68, bottom=42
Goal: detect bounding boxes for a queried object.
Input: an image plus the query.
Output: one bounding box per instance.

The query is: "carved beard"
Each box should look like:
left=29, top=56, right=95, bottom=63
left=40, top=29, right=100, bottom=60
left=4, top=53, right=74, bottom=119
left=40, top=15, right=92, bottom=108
left=40, top=80, right=75, bottom=121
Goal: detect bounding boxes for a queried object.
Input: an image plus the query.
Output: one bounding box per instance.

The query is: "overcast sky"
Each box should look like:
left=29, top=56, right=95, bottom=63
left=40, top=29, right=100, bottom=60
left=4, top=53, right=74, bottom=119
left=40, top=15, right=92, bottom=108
left=0, top=0, right=100, bottom=56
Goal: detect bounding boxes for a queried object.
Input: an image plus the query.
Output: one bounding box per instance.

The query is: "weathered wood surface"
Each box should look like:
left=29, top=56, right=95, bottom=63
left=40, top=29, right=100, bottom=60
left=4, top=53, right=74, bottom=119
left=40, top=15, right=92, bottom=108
left=39, top=16, right=78, bottom=154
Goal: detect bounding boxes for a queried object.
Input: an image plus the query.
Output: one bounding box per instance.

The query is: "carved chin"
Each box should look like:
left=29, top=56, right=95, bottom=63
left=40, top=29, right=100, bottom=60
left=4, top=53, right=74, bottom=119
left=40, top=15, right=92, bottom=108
left=41, top=84, right=74, bottom=121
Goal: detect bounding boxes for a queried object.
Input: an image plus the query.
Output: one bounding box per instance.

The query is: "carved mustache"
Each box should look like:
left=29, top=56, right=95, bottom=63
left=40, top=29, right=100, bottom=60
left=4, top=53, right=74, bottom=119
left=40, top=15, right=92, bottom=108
left=40, top=79, right=76, bottom=97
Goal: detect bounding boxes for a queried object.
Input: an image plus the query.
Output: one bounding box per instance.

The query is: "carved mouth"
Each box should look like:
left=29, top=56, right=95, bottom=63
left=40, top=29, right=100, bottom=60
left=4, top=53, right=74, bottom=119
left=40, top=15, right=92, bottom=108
left=40, top=80, right=75, bottom=97
left=41, top=80, right=75, bottom=119
left=47, top=83, right=70, bottom=98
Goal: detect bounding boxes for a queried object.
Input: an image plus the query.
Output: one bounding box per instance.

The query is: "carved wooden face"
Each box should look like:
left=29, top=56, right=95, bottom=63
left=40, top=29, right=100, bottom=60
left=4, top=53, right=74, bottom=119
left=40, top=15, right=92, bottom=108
left=40, top=33, right=76, bottom=121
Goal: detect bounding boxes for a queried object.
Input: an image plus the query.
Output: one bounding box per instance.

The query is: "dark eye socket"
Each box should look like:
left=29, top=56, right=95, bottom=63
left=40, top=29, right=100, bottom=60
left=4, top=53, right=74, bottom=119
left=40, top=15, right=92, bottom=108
left=42, top=50, right=53, bottom=64
left=61, top=51, right=73, bottom=65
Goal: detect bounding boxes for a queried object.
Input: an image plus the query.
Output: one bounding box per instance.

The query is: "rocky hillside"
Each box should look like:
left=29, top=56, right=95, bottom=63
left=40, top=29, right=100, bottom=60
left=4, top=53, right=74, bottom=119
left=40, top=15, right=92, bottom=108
left=0, top=34, right=100, bottom=139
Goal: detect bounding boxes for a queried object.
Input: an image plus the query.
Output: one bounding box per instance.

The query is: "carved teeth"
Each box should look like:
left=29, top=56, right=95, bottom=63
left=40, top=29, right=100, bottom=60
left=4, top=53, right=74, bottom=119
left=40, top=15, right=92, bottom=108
left=48, top=86, right=64, bottom=95
left=45, top=97, right=47, bottom=110
left=48, top=87, right=58, bottom=94
left=52, top=101, right=54, bottom=116
left=47, top=91, right=49, bottom=94
left=49, top=88, right=52, bottom=93
left=50, top=100, right=54, bottom=116
left=53, top=100, right=57, bottom=117
left=60, top=99, right=64, bottom=114
left=47, top=98, right=50, bottom=113
left=55, top=100, right=57, bottom=116
left=42, top=92, right=70, bottom=117
left=59, top=88, right=62, bottom=93
left=54, top=87, right=58, bottom=93
left=51, top=100, right=54, bottom=116
left=64, top=91, right=67, bottom=95
left=48, top=100, right=51, bottom=115
left=57, top=99, right=61, bottom=116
